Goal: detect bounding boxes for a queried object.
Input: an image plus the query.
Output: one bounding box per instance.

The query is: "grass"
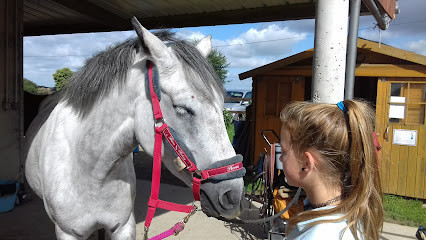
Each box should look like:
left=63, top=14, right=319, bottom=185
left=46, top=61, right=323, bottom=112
left=226, top=123, right=235, bottom=143
left=245, top=178, right=264, bottom=195
left=383, top=194, right=426, bottom=227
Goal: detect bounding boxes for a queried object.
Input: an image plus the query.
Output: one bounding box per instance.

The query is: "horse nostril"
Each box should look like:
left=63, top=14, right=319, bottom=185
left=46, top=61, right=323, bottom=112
left=220, top=190, right=238, bottom=209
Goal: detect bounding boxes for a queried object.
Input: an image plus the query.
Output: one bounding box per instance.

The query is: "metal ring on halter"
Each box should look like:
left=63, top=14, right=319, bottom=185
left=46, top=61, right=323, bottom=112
left=191, top=169, right=203, bottom=179
left=155, top=117, right=165, bottom=128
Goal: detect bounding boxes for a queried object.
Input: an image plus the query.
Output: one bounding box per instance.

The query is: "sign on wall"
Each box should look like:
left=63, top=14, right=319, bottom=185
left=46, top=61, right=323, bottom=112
left=392, top=129, right=417, bottom=146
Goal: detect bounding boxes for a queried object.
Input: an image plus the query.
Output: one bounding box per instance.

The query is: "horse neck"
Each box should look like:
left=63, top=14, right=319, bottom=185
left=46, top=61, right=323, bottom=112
left=73, top=84, right=140, bottom=183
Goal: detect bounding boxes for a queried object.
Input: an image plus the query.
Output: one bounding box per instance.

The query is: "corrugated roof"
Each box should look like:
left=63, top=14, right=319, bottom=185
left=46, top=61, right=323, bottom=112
left=23, top=0, right=371, bottom=36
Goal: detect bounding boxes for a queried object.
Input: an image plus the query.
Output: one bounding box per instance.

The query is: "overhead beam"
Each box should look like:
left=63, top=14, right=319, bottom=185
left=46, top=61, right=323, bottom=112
left=25, top=22, right=122, bottom=36
left=50, top=0, right=129, bottom=28
left=138, top=3, right=317, bottom=29
left=26, top=3, right=319, bottom=36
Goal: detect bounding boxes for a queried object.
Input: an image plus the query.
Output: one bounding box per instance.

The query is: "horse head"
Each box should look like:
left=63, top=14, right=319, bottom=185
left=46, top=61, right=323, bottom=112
left=131, top=18, right=245, bottom=219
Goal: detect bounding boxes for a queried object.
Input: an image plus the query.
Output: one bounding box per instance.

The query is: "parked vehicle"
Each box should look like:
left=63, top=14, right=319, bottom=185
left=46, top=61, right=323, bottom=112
left=224, top=90, right=252, bottom=121
left=224, top=90, right=252, bottom=112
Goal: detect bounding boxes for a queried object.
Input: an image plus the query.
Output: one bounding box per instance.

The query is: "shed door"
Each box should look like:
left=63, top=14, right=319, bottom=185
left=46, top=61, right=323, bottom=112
left=376, top=78, right=426, bottom=199
left=254, top=76, right=305, bottom=164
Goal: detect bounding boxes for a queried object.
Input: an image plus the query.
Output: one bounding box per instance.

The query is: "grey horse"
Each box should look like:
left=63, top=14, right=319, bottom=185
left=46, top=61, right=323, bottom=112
left=24, top=18, right=245, bottom=239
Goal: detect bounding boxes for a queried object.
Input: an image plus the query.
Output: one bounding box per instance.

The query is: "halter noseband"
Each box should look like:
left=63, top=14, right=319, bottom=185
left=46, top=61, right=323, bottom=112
left=143, top=60, right=245, bottom=239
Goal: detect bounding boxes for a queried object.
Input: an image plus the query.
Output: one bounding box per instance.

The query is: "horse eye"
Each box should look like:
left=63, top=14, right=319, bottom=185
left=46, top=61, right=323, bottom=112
left=173, top=105, right=194, bottom=116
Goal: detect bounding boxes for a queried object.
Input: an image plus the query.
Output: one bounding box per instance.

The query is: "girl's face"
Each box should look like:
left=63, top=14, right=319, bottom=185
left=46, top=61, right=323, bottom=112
left=280, top=126, right=303, bottom=187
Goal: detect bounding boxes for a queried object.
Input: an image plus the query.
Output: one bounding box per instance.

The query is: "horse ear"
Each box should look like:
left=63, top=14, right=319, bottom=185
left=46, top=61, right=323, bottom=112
left=196, top=35, right=212, bottom=58
left=131, top=17, right=173, bottom=67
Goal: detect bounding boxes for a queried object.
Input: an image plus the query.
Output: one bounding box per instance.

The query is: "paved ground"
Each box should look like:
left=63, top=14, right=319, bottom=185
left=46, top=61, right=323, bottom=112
left=0, top=153, right=420, bottom=239
left=0, top=179, right=420, bottom=240
left=381, top=222, right=418, bottom=240
left=0, top=179, right=265, bottom=240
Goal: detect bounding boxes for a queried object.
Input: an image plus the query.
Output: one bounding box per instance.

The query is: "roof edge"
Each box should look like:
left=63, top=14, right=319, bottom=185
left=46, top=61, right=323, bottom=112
left=239, top=49, right=314, bottom=80
left=239, top=38, right=426, bottom=80
left=357, top=38, right=426, bottom=66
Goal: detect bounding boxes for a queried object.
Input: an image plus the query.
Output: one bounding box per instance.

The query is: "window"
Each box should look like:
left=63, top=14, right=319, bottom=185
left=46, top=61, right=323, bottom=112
left=388, top=82, right=426, bottom=125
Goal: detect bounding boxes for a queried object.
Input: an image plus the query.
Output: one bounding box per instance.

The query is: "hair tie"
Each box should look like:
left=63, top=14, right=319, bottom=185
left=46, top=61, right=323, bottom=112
left=337, top=101, right=348, bottom=113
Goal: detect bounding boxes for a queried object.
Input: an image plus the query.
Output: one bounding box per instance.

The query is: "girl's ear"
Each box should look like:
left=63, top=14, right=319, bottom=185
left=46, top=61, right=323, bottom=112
left=302, top=150, right=318, bottom=172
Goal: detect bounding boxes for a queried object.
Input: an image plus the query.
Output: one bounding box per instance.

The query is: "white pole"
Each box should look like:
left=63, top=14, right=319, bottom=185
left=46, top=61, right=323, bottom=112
left=312, top=0, right=349, bottom=103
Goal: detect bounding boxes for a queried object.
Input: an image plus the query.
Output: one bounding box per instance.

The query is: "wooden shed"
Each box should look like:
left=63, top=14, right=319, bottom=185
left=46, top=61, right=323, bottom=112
left=239, top=38, right=426, bottom=199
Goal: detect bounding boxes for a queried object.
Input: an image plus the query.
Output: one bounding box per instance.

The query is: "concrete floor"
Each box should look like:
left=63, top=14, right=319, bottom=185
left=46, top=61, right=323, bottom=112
left=0, top=179, right=420, bottom=240
left=0, top=179, right=265, bottom=240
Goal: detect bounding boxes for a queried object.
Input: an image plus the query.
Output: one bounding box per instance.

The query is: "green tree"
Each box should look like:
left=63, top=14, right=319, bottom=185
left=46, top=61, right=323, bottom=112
left=208, top=49, right=229, bottom=84
left=53, top=68, right=73, bottom=91
left=23, top=78, right=38, bottom=94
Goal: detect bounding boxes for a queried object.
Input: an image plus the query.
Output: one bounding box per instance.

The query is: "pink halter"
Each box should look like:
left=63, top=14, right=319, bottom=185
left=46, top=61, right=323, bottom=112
left=143, top=60, right=245, bottom=239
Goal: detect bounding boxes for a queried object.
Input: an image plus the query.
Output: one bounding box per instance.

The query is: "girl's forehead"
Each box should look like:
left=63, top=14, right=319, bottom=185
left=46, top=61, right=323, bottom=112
left=280, top=127, right=291, bottom=145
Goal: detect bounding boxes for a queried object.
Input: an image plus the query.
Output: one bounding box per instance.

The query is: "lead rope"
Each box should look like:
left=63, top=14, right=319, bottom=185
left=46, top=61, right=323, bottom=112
left=146, top=188, right=302, bottom=240
left=216, top=187, right=302, bottom=225
left=144, top=205, right=198, bottom=240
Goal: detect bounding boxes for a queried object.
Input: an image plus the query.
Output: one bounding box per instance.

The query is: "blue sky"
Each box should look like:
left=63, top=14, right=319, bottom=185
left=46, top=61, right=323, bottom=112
left=24, top=0, right=426, bottom=90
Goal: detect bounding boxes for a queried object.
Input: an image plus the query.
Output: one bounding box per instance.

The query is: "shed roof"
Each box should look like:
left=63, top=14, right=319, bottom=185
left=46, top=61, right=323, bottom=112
left=23, top=0, right=373, bottom=36
left=239, top=38, right=426, bottom=80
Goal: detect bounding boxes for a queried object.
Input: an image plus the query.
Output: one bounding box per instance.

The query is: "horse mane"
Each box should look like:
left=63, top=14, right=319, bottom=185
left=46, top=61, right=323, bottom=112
left=60, top=30, right=224, bottom=118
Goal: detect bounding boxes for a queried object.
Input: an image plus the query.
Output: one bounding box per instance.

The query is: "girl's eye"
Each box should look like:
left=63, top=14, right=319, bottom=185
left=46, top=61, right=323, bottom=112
left=173, top=105, right=194, bottom=116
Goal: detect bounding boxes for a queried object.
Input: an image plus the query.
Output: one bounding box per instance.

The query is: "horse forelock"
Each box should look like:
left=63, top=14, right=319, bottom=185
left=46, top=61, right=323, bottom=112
left=60, top=30, right=224, bottom=118
left=170, top=40, right=225, bottom=103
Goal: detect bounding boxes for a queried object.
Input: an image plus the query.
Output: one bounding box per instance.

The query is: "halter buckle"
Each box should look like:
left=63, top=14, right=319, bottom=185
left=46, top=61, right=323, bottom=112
left=155, top=117, right=165, bottom=128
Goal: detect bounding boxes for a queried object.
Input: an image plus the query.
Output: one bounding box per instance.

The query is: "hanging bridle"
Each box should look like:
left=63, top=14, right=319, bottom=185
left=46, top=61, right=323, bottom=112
left=143, top=60, right=246, bottom=240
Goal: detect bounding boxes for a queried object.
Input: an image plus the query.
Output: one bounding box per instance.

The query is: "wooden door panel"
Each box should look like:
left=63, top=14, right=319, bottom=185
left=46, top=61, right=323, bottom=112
left=377, top=79, right=393, bottom=193
left=388, top=124, right=400, bottom=195
left=376, top=78, right=426, bottom=199
left=406, top=125, right=419, bottom=197
left=253, top=76, right=304, bottom=165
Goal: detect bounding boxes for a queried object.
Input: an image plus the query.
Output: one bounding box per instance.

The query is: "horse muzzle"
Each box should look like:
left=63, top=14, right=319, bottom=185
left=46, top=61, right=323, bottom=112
left=200, top=177, right=245, bottom=219
left=197, top=155, right=246, bottom=219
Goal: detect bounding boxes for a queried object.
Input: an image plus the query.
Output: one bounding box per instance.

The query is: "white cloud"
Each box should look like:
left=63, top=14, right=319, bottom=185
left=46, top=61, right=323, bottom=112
left=407, top=40, right=426, bottom=55
left=175, top=30, right=206, bottom=42
left=214, top=23, right=308, bottom=69
left=24, top=31, right=135, bottom=86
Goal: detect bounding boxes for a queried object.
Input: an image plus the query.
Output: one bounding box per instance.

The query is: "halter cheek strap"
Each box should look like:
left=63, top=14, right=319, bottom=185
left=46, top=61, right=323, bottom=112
left=143, top=60, right=245, bottom=239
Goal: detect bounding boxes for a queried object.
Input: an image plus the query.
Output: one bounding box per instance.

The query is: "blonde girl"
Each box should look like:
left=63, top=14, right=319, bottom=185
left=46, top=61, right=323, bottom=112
left=279, top=100, right=383, bottom=240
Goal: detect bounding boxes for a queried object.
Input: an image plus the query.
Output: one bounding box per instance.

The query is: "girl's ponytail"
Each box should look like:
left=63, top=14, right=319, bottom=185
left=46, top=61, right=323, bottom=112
left=343, top=100, right=383, bottom=240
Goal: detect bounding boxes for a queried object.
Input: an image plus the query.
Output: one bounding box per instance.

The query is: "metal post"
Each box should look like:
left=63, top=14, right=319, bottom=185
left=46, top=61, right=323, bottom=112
left=312, top=0, right=349, bottom=103
left=362, top=0, right=391, bottom=30
left=345, top=0, right=361, bottom=100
